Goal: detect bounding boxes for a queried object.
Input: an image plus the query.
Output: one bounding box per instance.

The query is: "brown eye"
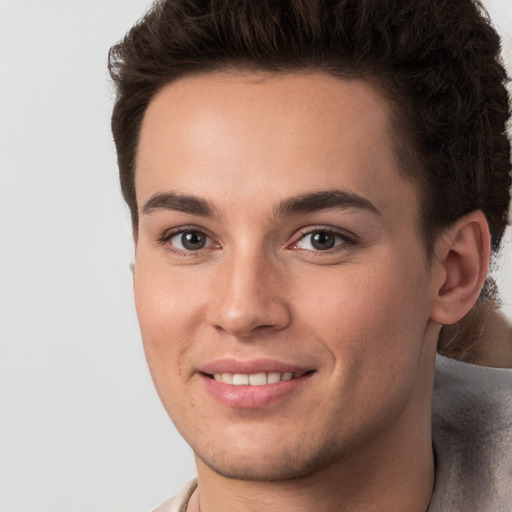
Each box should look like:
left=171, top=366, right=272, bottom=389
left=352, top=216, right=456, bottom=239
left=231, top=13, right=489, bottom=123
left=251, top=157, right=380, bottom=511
left=181, top=231, right=206, bottom=250
left=311, top=232, right=336, bottom=250
left=295, top=229, right=352, bottom=251
left=168, top=230, right=213, bottom=251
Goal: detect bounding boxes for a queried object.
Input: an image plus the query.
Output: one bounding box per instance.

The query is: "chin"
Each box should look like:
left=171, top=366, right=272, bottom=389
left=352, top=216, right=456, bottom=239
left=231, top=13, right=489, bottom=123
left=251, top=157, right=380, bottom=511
left=195, top=438, right=341, bottom=482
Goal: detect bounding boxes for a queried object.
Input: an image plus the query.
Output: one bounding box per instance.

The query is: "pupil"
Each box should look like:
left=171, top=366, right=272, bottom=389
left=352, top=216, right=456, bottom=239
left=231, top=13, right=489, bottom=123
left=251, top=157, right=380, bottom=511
left=182, top=232, right=205, bottom=250
left=311, top=232, right=335, bottom=250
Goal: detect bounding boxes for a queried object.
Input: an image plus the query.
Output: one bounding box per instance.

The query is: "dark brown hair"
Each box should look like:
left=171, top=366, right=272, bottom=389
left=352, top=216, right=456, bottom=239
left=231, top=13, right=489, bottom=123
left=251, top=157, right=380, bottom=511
left=109, top=0, right=510, bottom=250
left=109, top=0, right=511, bottom=359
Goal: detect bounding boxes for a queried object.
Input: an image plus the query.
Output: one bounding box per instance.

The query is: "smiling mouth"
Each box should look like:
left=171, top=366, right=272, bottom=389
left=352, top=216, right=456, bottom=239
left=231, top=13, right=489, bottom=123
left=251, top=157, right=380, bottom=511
left=204, top=371, right=312, bottom=386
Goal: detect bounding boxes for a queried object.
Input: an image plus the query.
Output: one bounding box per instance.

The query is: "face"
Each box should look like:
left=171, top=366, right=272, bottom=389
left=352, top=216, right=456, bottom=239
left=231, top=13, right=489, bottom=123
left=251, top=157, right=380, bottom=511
left=134, top=72, right=440, bottom=481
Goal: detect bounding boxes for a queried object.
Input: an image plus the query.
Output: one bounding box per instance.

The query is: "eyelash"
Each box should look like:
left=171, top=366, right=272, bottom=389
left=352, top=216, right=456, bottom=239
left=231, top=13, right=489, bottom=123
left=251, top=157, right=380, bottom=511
left=158, top=226, right=217, bottom=257
left=157, top=225, right=358, bottom=256
left=290, top=227, right=358, bottom=253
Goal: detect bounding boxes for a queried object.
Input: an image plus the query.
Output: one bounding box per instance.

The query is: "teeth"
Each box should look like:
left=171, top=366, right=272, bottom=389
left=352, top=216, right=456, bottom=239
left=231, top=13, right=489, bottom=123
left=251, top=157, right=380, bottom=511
left=221, top=373, right=233, bottom=385
left=248, top=372, right=267, bottom=386
left=267, top=372, right=281, bottom=384
left=213, top=372, right=300, bottom=385
left=232, top=374, right=249, bottom=385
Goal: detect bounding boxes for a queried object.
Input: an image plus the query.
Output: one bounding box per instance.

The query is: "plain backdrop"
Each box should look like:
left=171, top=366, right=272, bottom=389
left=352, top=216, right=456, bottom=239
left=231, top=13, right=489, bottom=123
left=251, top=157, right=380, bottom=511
left=0, top=1, right=510, bottom=511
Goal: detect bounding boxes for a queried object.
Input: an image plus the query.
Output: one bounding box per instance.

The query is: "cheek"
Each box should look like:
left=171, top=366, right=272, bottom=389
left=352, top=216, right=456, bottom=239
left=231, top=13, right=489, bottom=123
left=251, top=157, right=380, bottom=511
left=135, top=256, right=204, bottom=329
left=292, top=253, right=430, bottom=361
left=133, top=267, right=209, bottom=429
left=133, top=263, right=206, bottom=385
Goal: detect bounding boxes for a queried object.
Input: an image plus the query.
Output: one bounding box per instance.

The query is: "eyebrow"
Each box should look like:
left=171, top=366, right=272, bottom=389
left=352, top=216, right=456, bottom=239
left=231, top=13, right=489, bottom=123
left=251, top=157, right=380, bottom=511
left=142, top=191, right=216, bottom=217
left=273, top=189, right=381, bottom=218
left=141, top=188, right=380, bottom=219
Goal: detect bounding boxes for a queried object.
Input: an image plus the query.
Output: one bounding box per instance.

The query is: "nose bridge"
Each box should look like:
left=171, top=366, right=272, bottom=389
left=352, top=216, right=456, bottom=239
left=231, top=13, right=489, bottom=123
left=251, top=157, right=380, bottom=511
left=208, top=244, right=290, bottom=337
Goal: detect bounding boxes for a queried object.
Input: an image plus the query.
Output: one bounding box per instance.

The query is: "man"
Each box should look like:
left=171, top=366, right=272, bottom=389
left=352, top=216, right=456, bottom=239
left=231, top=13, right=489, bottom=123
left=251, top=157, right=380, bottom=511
left=109, top=1, right=512, bottom=510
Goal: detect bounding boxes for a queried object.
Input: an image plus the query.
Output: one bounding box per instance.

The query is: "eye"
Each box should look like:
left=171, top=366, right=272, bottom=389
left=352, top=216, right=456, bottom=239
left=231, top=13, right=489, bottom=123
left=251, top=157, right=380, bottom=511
left=294, top=229, right=353, bottom=251
left=167, top=230, right=215, bottom=252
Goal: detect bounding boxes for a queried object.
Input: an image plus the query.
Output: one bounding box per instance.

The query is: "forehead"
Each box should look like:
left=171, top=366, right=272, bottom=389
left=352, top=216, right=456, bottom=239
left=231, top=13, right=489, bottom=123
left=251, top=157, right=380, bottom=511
left=136, top=71, right=419, bottom=226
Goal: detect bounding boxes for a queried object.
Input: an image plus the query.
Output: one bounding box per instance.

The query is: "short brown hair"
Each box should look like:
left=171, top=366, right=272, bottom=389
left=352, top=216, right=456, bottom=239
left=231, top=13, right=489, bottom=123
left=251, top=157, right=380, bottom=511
left=109, top=0, right=511, bottom=255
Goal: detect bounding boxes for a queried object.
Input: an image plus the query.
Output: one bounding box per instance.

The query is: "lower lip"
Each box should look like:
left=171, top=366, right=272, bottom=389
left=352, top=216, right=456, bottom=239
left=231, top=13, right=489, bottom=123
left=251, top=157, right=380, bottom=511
left=200, top=373, right=312, bottom=408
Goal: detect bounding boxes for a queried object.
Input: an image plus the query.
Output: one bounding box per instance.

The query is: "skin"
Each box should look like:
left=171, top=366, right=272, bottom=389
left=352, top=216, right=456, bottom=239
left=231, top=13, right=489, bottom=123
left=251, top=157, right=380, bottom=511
left=133, top=72, right=487, bottom=511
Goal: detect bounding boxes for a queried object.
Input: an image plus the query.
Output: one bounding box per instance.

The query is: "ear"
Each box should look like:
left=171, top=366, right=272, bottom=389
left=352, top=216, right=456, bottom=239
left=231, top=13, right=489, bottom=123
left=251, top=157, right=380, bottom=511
left=430, top=210, right=491, bottom=325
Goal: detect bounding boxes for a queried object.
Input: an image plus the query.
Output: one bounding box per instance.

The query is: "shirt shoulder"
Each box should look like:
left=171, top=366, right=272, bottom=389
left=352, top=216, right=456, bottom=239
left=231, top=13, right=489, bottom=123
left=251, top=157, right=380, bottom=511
left=430, top=355, right=512, bottom=511
left=153, top=479, right=198, bottom=512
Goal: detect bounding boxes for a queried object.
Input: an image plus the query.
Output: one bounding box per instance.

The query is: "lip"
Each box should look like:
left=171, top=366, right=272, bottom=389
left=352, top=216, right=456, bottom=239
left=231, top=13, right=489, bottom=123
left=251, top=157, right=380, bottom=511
left=199, top=358, right=315, bottom=409
left=200, top=358, right=311, bottom=375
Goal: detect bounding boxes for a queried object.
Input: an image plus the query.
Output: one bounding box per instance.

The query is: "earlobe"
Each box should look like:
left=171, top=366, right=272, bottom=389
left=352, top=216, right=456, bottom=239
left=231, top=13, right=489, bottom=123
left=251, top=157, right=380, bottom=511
left=430, top=210, right=491, bottom=326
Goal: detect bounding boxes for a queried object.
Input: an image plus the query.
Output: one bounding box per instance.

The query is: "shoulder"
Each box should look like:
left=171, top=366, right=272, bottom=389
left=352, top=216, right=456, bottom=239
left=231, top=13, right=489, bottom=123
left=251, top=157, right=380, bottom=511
left=430, top=355, right=512, bottom=511
left=152, top=479, right=198, bottom=512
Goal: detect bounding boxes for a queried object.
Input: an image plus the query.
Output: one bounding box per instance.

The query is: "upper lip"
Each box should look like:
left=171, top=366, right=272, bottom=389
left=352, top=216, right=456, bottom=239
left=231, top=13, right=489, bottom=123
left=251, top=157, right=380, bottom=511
left=200, top=358, right=312, bottom=375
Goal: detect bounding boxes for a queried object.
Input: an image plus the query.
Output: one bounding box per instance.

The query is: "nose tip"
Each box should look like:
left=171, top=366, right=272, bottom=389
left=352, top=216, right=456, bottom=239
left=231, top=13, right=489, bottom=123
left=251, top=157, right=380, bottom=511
left=207, top=257, right=291, bottom=339
left=212, top=306, right=288, bottom=338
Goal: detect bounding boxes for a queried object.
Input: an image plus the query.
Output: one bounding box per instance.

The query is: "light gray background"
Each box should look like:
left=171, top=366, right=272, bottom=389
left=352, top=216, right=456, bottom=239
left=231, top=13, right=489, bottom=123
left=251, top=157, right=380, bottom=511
left=0, top=1, right=510, bottom=510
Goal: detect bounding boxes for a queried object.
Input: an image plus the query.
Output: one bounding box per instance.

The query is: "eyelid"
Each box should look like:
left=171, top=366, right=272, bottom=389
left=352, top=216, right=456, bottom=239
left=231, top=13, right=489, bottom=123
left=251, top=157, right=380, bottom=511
left=158, top=225, right=219, bottom=254
left=156, top=224, right=358, bottom=255
left=289, top=226, right=359, bottom=251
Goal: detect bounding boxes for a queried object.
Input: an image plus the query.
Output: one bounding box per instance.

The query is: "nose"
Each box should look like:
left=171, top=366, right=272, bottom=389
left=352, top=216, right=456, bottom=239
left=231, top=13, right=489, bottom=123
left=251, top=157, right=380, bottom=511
left=206, top=251, right=292, bottom=339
